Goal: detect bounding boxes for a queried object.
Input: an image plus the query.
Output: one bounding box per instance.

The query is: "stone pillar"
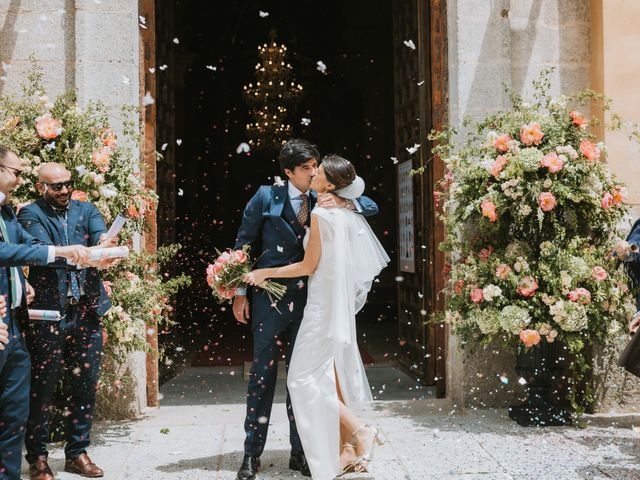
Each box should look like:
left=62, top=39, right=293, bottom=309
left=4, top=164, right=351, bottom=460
left=446, top=0, right=592, bottom=408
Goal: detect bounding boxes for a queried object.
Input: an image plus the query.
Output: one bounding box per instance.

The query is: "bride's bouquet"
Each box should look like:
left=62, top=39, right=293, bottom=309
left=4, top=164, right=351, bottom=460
left=205, top=245, right=287, bottom=302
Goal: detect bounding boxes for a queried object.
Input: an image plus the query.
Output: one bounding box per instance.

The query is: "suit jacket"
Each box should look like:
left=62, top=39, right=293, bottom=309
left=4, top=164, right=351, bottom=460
left=0, top=205, right=50, bottom=332
left=18, top=198, right=112, bottom=316
left=234, top=182, right=378, bottom=328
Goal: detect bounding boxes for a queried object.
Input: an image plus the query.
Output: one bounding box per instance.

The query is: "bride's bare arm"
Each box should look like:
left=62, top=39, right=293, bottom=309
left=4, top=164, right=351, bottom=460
left=244, top=215, right=322, bottom=285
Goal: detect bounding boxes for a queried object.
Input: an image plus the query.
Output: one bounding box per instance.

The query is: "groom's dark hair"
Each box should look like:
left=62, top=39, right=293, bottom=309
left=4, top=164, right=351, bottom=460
left=278, top=139, right=319, bottom=173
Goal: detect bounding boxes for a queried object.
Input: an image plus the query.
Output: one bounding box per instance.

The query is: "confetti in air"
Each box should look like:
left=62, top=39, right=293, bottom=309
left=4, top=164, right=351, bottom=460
left=391, top=156, right=398, bottom=164
left=301, top=118, right=311, bottom=126
left=161, top=143, right=168, bottom=151
left=236, top=142, right=250, bottom=154
left=406, top=143, right=420, bottom=155
left=176, top=139, right=183, bottom=146
left=177, top=188, right=184, bottom=197
left=142, top=92, right=155, bottom=106
left=206, top=65, right=217, bottom=71
left=173, top=37, right=180, bottom=44
left=316, top=60, right=327, bottom=74
left=404, top=40, right=416, bottom=50
left=159, top=65, right=168, bottom=71
left=259, top=11, right=269, bottom=17
left=122, top=75, right=131, bottom=85
left=273, top=176, right=285, bottom=187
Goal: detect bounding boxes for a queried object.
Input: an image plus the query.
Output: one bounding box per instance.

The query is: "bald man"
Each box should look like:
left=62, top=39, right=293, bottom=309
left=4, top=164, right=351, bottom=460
left=18, top=162, right=117, bottom=479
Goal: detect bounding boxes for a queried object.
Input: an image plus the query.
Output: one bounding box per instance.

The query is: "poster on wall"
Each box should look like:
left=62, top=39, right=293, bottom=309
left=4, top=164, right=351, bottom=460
left=398, top=160, right=415, bottom=273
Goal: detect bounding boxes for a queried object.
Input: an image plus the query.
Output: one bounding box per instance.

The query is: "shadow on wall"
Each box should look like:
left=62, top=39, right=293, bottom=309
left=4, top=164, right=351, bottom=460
left=0, top=0, right=22, bottom=96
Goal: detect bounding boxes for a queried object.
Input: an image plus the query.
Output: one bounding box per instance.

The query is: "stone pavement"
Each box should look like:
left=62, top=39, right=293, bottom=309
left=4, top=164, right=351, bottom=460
left=24, top=399, right=640, bottom=480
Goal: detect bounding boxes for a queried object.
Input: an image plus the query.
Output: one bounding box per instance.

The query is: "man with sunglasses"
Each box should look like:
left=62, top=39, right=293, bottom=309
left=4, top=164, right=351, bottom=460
left=18, top=162, right=117, bottom=480
left=0, top=148, right=92, bottom=480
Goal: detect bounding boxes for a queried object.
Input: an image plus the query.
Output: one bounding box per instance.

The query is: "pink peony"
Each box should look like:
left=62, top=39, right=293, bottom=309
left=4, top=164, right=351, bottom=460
left=493, top=134, right=512, bottom=153
left=591, top=266, right=607, bottom=282
left=567, top=287, right=591, bottom=304
left=538, top=192, right=557, bottom=212
left=612, top=188, right=627, bottom=206
left=520, top=122, right=544, bottom=146
left=490, top=155, right=508, bottom=177
left=540, top=152, right=564, bottom=173
left=495, top=264, right=512, bottom=279
left=481, top=199, right=498, bottom=222
left=569, top=111, right=586, bottom=127
left=601, top=192, right=614, bottom=210
left=519, top=329, right=541, bottom=347
left=470, top=288, right=484, bottom=304
left=579, top=139, right=601, bottom=162
left=100, top=128, right=117, bottom=148
left=35, top=114, right=62, bottom=139
left=71, top=190, right=88, bottom=202
left=516, top=276, right=538, bottom=297
left=92, top=146, right=112, bottom=173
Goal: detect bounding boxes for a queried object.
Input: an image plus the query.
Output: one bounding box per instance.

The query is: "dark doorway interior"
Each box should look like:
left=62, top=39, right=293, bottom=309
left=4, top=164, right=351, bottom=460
left=155, top=0, right=398, bottom=375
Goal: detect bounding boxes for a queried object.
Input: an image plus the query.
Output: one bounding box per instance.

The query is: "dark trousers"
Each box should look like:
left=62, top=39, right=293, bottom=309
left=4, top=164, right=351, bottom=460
left=25, top=303, right=103, bottom=464
left=244, top=299, right=305, bottom=457
left=0, top=316, right=30, bottom=480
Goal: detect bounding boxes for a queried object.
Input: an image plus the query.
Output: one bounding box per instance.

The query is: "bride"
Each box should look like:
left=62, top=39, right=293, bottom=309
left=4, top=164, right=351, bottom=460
left=245, top=154, right=390, bottom=479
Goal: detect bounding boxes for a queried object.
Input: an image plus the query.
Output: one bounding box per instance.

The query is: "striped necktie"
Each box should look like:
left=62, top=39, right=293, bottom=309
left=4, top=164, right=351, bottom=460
left=0, top=214, right=21, bottom=308
left=297, top=193, right=309, bottom=226
left=54, top=209, right=81, bottom=302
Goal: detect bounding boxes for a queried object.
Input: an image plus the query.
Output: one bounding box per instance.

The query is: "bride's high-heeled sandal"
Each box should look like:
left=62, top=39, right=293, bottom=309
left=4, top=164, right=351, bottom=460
left=351, top=424, right=386, bottom=470
left=338, top=443, right=358, bottom=475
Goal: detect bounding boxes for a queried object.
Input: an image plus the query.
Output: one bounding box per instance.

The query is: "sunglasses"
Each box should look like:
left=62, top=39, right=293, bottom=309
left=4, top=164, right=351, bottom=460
left=44, top=180, right=74, bottom=192
left=0, top=164, right=23, bottom=178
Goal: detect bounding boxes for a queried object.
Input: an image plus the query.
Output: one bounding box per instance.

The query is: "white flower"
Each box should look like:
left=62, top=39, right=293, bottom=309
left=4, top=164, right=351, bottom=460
left=482, top=284, right=502, bottom=302
left=499, top=305, right=531, bottom=334
left=98, top=184, right=118, bottom=199
left=519, top=204, right=532, bottom=216
left=560, top=270, right=573, bottom=290
left=514, top=257, right=529, bottom=273
left=75, top=165, right=87, bottom=177
left=556, top=145, right=578, bottom=159
left=543, top=178, right=552, bottom=188
left=90, top=172, right=105, bottom=185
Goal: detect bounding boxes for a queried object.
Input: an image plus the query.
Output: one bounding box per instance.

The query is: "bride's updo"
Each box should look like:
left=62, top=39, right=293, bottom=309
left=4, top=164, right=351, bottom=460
left=322, top=154, right=356, bottom=190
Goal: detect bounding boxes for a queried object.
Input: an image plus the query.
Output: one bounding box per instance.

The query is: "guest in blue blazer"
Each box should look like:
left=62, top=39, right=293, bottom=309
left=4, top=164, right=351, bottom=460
left=232, top=139, right=378, bottom=480
left=0, top=148, right=91, bottom=480
left=18, top=162, right=116, bottom=480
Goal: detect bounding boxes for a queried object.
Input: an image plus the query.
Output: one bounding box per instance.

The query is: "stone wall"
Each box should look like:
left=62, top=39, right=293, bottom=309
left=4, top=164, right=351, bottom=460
left=446, top=0, right=592, bottom=408
left=0, top=0, right=147, bottom=415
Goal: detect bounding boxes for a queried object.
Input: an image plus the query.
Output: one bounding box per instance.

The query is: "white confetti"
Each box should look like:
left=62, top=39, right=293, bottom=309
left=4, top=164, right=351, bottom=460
left=277, top=245, right=284, bottom=252
left=499, top=375, right=509, bottom=384
left=176, top=139, right=183, bottom=146
left=288, top=302, right=294, bottom=312
left=122, top=75, right=130, bottom=85
left=173, top=37, right=180, bottom=44
left=169, top=451, right=183, bottom=455
left=206, top=65, right=217, bottom=71
left=316, top=60, right=327, bottom=74
left=301, top=118, right=311, bottom=126
left=417, top=80, right=425, bottom=86
left=161, top=143, right=168, bottom=151
left=391, top=156, right=398, bottom=164
left=139, top=15, right=147, bottom=24
left=149, top=67, right=156, bottom=73
left=142, top=91, right=155, bottom=106
left=395, top=276, right=405, bottom=282
left=258, top=416, right=269, bottom=424
left=236, top=142, right=250, bottom=154
left=406, top=143, right=420, bottom=155
left=259, top=11, right=269, bottom=17
left=177, top=188, right=184, bottom=197
left=273, top=176, right=285, bottom=187
left=159, top=64, right=168, bottom=71
left=404, top=39, right=416, bottom=50
left=518, top=377, right=527, bottom=385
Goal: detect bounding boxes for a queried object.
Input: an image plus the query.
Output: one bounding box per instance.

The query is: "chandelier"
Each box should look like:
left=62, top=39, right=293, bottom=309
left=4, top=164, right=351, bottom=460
left=243, top=42, right=303, bottom=151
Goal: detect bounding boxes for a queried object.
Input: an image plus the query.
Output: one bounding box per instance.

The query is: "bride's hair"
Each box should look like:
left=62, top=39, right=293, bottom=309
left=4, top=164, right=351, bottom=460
left=322, top=154, right=356, bottom=190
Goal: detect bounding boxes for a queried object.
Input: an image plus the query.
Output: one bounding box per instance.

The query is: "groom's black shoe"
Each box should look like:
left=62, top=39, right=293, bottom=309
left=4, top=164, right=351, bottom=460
left=289, top=452, right=312, bottom=477
left=236, top=454, right=260, bottom=480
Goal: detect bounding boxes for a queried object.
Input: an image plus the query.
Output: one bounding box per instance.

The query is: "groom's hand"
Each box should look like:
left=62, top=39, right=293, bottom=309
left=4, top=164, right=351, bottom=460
left=233, top=295, right=250, bottom=324
left=317, top=193, right=348, bottom=209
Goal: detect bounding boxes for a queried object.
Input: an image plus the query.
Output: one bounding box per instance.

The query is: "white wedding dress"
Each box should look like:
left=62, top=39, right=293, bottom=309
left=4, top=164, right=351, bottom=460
left=287, top=207, right=390, bottom=480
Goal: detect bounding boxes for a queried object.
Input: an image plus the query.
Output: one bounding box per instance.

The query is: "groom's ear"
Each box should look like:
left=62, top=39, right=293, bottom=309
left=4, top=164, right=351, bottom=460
left=283, top=168, right=293, bottom=180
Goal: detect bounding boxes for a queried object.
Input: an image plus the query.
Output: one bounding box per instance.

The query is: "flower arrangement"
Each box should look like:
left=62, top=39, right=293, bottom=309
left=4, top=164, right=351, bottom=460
left=0, top=62, right=190, bottom=379
left=433, top=69, right=637, bottom=412
left=206, top=245, right=286, bottom=302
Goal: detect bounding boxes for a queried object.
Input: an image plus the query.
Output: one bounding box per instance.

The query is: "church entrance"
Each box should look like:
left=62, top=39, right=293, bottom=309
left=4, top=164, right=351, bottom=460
left=148, top=0, right=447, bottom=398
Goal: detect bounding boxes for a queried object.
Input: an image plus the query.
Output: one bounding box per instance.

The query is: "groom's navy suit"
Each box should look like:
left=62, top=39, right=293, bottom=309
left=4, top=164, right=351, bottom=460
left=235, top=181, right=378, bottom=457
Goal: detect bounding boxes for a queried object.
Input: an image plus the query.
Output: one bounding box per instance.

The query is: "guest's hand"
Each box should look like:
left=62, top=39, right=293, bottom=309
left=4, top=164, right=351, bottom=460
left=317, top=193, right=348, bottom=209
left=25, top=282, right=35, bottom=305
left=244, top=270, right=268, bottom=287
left=629, top=312, right=640, bottom=335
left=232, top=295, right=250, bottom=324
left=98, top=233, right=118, bottom=248
left=0, top=322, right=7, bottom=351
left=0, top=294, right=6, bottom=319
left=56, top=245, right=91, bottom=265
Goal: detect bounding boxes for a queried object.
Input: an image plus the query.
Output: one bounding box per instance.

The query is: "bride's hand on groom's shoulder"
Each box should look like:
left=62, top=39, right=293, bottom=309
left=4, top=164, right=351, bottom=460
left=317, top=192, right=348, bottom=209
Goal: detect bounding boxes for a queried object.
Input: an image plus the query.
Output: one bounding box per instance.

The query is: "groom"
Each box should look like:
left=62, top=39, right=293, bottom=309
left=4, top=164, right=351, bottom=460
left=232, top=139, right=378, bottom=480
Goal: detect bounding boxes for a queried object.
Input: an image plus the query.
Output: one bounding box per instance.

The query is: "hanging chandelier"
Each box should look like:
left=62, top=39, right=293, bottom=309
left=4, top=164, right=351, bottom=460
left=243, top=42, right=303, bottom=151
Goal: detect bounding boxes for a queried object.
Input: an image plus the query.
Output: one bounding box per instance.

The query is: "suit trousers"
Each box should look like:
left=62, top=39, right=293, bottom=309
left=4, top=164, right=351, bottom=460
left=0, top=315, right=30, bottom=480
left=244, top=291, right=306, bottom=457
left=25, top=302, right=103, bottom=464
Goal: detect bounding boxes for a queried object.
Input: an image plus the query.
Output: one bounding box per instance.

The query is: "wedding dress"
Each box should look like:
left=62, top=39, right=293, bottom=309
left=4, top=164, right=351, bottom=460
left=287, top=206, right=390, bottom=480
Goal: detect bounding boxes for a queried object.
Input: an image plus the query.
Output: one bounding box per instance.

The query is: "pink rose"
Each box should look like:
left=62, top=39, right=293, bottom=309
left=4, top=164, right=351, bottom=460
left=479, top=246, right=493, bottom=261
left=103, top=281, right=112, bottom=297
left=100, top=128, right=117, bottom=149
left=481, top=199, right=498, bottom=222
left=493, top=134, right=512, bottom=153
left=92, top=146, right=112, bottom=173
left=35, top=114, right=62, bottom=139
left=516, top=276, right=538, bottom=297
left=567, top=288, right=591, bottom=304
left=470, top=288, right=484, bottom=304
left=591, top=266, right=607, bottom=282
left=579, top=139, right=601, bottom=162
left=490, top=155, right=508, bottom=177
left=540, top=152, right=564, bottom=173
left=519, top=329, right=541, bottom=347
left=569, top=111, right=586, bottom=127
left=233, top=250, right=248, bottom=263
left=601, top=192, right=614, bottom=210
left=495, top=264, right=512, bottom=279
left=538, top=192, right=557, bottom=212
left=612, top=188, right=627, bottom=206
left=454, top=279, right=465, bottom=295
left=520, top=122, right=544, bottom=146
